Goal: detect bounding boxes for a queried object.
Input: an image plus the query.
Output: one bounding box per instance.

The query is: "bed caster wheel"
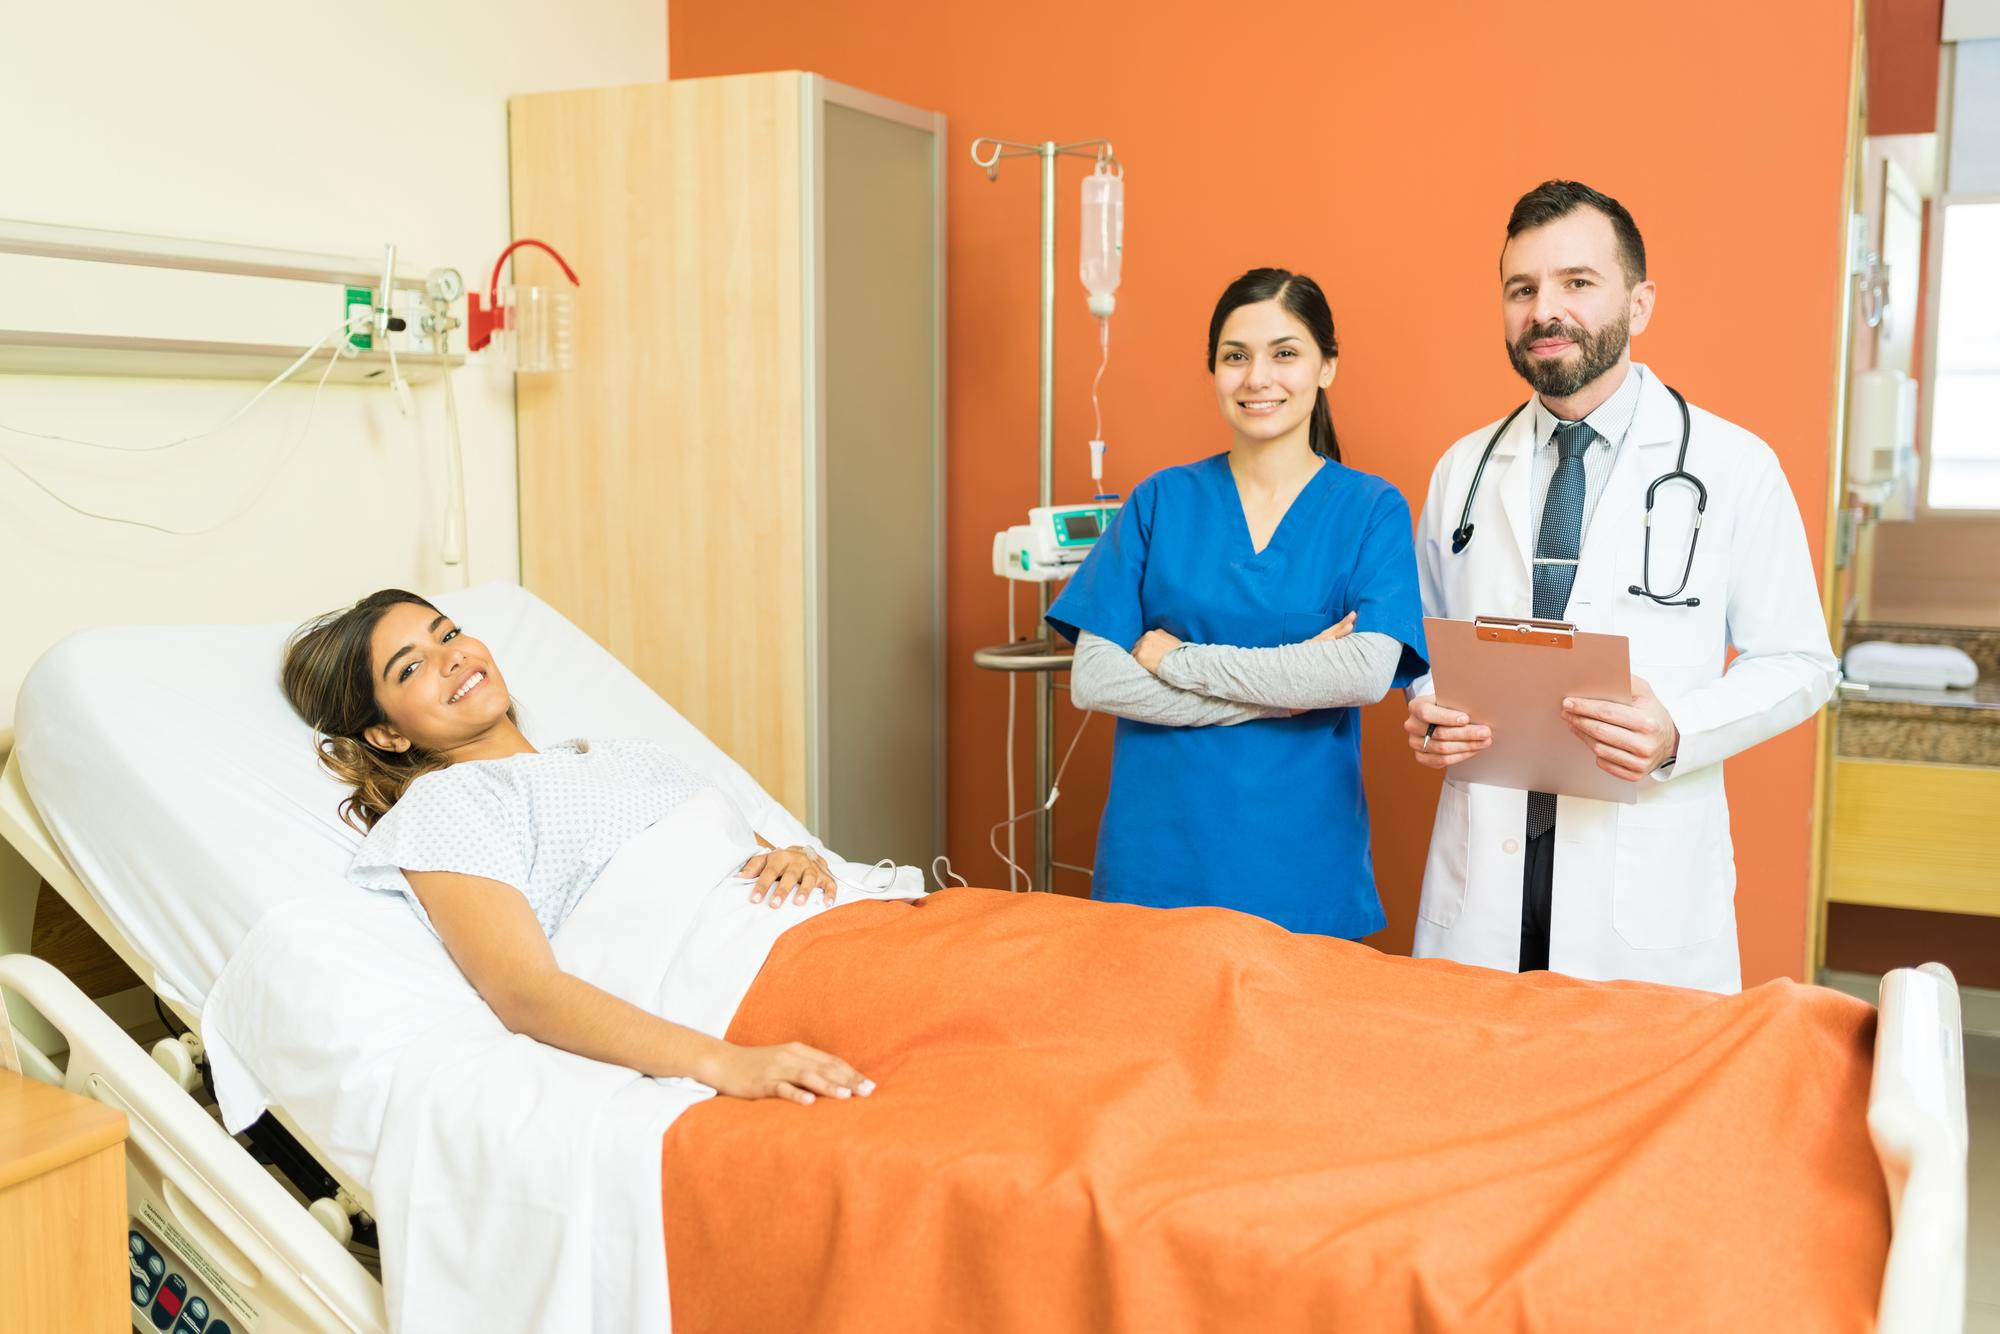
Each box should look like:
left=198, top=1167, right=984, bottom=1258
left=308, top=1196, right=354, bottom=1245
left=150, top=1036, right=201, bottom=1092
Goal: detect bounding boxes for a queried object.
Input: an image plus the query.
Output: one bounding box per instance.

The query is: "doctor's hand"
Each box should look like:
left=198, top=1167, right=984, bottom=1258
left=1133, top=628, right=1185, bottom=675
left=1562, top=676, right=1680, bottom=781
left=741, top=846, right=839, bottom=907
left=1405, top=696, right=1491, bottom=769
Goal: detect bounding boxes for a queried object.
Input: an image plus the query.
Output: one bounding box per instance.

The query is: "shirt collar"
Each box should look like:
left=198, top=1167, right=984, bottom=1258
left=1532, top=361, right=1646, bottom=450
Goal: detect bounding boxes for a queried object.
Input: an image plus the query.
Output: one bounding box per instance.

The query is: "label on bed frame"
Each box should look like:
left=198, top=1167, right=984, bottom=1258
left=137, top=1200, right=263, bottom=1330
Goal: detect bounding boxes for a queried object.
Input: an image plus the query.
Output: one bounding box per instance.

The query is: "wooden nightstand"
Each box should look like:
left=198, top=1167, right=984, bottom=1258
left=0, top=1068, right=129, bottom=1331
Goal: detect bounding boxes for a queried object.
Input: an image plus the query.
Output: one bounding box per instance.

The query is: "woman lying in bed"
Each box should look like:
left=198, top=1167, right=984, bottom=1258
left=276, top=598, right=1893, bottom=1332
left=281, top=588, right=873, bottom=1107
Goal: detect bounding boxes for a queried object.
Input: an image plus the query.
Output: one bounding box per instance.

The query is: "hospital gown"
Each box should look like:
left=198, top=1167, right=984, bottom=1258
left=349, top=739, right=711, bottom=937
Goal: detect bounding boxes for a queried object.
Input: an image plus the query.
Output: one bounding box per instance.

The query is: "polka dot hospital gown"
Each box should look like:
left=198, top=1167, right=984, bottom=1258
left=349, top=739, right=712, bottom=937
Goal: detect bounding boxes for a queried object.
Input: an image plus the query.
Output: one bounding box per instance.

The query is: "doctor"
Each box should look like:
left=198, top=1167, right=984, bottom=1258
left=1405, top=180, right=1836, bottom=992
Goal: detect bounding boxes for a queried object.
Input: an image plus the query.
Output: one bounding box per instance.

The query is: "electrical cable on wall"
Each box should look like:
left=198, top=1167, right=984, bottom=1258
left=1, top=280, right=468, bottom=560
left=0, top=314, right=363, bottom=455
left=438, top=342, right=469, bottom=582
left=0, top=315, right=361, bottom=536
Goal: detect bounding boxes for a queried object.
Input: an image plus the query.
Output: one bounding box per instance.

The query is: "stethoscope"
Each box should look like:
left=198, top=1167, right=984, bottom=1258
left=1449, top=385, right=1707, bottom=608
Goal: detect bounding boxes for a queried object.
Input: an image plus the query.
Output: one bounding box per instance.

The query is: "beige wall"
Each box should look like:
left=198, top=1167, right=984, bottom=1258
left=1861, top=42, right=2000, bottom=629
left=1870, top=520, right=2000, bottom=625
left=0, top=2, right=668, bottom=732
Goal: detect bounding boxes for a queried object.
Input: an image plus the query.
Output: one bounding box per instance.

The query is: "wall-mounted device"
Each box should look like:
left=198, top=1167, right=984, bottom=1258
left=468, top=238, right=580, bottom=372
left=1848, top=366, right=1918, bottom=520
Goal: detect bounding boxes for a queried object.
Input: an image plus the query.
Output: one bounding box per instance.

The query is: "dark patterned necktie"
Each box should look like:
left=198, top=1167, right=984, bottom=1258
left=1527, top=420, right=1596, bottom=840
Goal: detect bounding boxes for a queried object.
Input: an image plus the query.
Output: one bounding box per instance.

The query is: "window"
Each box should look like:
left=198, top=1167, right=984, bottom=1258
left=1927, top=201, right=2000, bottom=509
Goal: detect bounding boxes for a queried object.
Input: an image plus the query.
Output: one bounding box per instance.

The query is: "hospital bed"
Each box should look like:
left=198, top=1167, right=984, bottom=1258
left=0, top=583, right=1970, bottom=1333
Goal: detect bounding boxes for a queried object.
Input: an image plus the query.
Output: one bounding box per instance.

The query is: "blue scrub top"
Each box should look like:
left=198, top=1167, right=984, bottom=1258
left=1046, top=453, right=1428, bottom=936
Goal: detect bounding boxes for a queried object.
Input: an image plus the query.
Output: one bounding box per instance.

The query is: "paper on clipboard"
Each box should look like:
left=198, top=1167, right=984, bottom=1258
left=1423, top=615, right=1639, bottom=805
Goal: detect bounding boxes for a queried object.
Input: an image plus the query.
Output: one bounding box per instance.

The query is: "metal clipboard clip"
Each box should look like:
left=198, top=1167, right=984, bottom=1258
left=1473, top=616, right=1574, bottom=649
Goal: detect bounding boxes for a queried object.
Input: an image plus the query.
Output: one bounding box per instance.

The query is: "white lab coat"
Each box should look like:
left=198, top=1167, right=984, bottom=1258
left=1409, top=365, right=1837, bottom=992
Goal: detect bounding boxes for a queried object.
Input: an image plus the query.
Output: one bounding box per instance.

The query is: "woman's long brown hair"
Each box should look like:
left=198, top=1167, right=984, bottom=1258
left=280, top=589, right=500, bottom=831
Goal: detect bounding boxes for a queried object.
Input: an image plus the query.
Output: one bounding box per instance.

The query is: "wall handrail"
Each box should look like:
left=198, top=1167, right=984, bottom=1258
left=0, top=217, right=435, bottom=292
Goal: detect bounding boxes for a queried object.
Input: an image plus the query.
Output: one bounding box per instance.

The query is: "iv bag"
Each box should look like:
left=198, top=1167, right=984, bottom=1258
left=1080, top=162, right=1124, bottom=318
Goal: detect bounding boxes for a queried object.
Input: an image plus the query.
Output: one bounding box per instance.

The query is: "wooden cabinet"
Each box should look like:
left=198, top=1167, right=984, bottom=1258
left=1826, top=758, right=2000, bottom=916
left=509, top=73, right=945, bottom=865
left=0, top=1069, right=128, bottom=1332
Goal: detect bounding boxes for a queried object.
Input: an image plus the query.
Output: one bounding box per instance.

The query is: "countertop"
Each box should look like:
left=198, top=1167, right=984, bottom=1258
left=1839, top=623, right=2000, bottom=764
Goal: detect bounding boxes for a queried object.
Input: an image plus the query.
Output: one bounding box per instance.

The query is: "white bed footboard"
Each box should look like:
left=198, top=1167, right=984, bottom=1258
left=0, top=953, right=386, bottom=1333
left=1871, top=962, right=1969, bottom=1334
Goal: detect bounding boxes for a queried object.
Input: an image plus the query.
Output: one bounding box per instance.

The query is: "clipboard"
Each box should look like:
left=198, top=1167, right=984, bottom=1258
left=1423, top=615, right=1639, bottom=804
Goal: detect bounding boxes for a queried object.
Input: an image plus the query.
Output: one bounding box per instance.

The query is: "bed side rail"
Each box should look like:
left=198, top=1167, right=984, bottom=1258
left=0, top=953, right=386, bottom=1333
left=1871, top=962, right=1968, bottom=1334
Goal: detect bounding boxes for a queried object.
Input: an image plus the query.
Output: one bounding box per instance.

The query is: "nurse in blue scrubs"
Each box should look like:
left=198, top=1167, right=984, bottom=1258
left=1047, top=268, right=1427, bottom=936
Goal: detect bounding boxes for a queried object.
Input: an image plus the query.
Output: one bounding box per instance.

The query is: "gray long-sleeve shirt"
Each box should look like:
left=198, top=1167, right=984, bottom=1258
left=1068, top=629, right=1401, bottom=726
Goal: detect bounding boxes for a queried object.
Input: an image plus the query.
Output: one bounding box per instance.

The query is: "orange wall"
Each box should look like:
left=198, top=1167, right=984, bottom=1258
left=1867, top=0, right=1942, bottom=135
left=671, top=0, right=1856, bottom=984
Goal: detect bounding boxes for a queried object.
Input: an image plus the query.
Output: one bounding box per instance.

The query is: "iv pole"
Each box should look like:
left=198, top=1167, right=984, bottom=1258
left=967, top=135, right=1115, bottom=894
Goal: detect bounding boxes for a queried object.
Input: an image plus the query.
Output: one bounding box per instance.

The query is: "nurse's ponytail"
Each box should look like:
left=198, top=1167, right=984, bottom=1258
left=1206, top=268, right=1342, bottom=462
left=1310, top=386, right=1339, bottom=463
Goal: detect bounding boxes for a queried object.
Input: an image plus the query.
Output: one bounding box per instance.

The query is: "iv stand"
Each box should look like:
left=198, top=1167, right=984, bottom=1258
left=967, top=135, right=1115, bottom=895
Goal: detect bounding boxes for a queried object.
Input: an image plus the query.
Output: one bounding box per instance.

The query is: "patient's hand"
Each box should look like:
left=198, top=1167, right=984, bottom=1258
left=742, top=845, right=838, bottom=908
left=701, top=1041, right=876, bottom=1106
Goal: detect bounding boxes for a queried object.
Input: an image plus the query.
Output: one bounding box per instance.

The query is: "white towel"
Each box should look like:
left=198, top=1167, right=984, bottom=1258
left=1843, top=641, right=1979, bottom=691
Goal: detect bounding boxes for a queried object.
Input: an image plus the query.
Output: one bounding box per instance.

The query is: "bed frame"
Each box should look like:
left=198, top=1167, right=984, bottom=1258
left=0, top=745, right=1971, bottom=1334
left=0, top=749, right=387, bottom=1332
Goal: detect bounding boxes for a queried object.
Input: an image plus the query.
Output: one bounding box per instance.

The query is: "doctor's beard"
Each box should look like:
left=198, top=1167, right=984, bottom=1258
left=1506, top=312, right=1630, bottom=399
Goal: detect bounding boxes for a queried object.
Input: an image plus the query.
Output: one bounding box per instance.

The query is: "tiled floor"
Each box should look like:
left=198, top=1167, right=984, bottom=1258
left=1966, top=1034, right=1999, bottom=1332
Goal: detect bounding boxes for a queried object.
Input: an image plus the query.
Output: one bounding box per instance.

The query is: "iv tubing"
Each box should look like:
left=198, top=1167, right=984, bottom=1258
left=1090, top=317, right=1109, bottom=447
left=989, top=707, right=1094, bottom=891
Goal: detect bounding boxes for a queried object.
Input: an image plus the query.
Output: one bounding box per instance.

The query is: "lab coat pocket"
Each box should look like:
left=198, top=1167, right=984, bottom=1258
left=1611, top=798, right=1734, bottom=949
left=1618, top=549, right=1728, bottom=669
left=1417, top=778, right=1471, bottom=929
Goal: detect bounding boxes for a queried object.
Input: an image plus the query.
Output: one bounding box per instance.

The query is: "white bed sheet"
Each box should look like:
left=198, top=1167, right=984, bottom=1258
left=11, top=581, right=831, bottom=1013
left=13, top=582, right=921, bottom=1331
left=205, top=788, right=882, bottom=1332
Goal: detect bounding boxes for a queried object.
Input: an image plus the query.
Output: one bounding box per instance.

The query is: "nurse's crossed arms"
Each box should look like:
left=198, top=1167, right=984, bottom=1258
left=1132, top=609, right=1353, bottom=674
left=1138, top=611, right=1408, bottom=716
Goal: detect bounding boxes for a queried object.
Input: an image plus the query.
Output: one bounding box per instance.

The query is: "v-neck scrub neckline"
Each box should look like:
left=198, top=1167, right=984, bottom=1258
left=1223, top=455, right=1332, bottom=564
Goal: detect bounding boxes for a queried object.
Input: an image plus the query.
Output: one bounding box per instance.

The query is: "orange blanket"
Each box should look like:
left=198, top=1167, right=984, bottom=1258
left=661, top=889, right=1887, bottom=1333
